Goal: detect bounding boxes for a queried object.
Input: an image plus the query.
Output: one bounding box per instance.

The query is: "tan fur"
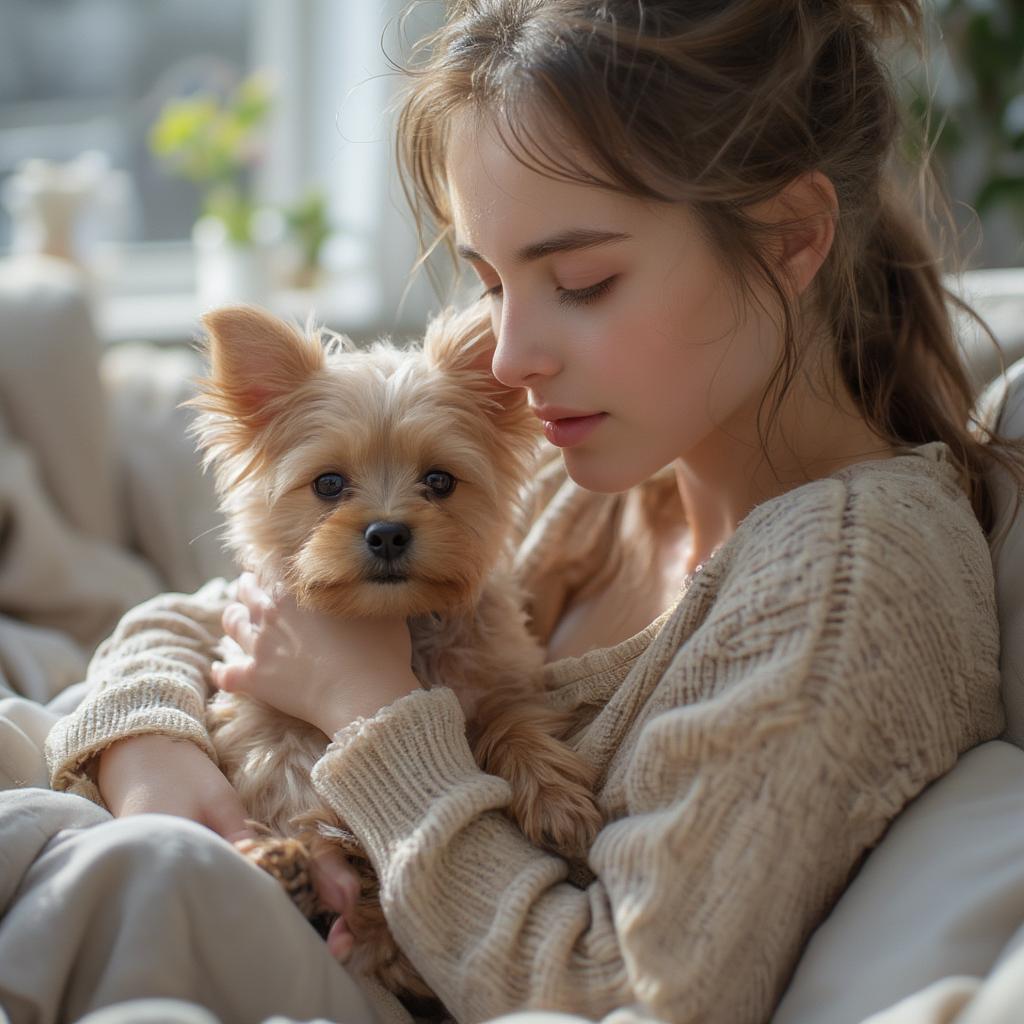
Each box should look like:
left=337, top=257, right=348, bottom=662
left=186, top=303, right=603, bottom=1006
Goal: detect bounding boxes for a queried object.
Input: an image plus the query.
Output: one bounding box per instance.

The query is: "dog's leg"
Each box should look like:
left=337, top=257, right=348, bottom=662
left=233, top=829, right=322, bottom=921
left=471, top=693, right=603, bottom=859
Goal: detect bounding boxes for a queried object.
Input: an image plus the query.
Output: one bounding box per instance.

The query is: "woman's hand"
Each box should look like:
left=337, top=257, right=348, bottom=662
left=98, top=732, right=361, bottom=959
left=210, top=572, right=422, bottom=738
left=98, top=732, right=256, bottom=841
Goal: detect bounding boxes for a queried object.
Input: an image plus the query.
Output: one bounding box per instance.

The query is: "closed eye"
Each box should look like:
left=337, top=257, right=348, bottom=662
left=557, top=276, right=617, bottom=308
left=479, top=276, right=618, bottom=308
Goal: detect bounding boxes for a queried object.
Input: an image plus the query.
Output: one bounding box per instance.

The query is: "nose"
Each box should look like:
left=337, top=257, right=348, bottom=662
left=364, top=521, right=412, bottom=561
left=489, top=300, right=561, bottom=389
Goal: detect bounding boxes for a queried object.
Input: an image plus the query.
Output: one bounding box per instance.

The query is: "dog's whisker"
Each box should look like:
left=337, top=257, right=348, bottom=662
left=187, top=521, right=231, bottom=547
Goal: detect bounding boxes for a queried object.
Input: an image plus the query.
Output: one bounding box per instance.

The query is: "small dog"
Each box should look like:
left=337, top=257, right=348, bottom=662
left=187, top=303, right=602, bottom=1007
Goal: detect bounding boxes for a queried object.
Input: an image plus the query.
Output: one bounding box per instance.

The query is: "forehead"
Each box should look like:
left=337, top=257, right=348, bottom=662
left=445, top=111, right=639, bottom=258
left=269, top=360, right=499, bottom=491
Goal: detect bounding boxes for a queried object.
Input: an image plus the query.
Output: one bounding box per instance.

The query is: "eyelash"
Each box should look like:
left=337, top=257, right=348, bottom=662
left=480, top=276, right=617, bottom=308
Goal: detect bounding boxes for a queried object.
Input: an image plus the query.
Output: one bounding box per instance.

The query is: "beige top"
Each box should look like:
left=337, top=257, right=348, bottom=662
left=45, top=441, right=1005, bottom=1024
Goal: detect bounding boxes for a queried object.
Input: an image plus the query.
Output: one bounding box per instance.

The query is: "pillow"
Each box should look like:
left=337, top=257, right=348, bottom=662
left=979, top=357, right=1024, bottom=747
left=772, top=741, right=1024, bottom=1024
left=773, top=357, right=1024, bottom=1023
left=954, top=270, right=1024, bottom=393
left=0, top=255, right=123, bottom=546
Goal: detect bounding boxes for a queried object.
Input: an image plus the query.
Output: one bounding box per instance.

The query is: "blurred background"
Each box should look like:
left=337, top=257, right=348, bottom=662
left=0, top=0, right=447, bottom=346
left=0, top=0, right=1021, bottom=347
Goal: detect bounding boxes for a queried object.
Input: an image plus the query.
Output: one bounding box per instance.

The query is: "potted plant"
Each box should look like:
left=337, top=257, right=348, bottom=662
left=283, top=187, right=332, bottom=290
left=149, top=73, right=275, bottom=305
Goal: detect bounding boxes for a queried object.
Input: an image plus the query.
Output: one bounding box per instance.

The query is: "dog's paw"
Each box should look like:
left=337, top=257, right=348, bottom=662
left=233, top=833, right=319, bottom=919
left=512, top=778, right=604, bottom=860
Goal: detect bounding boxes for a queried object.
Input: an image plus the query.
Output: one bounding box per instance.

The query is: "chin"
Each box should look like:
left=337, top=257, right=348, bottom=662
left=296, top=576, right=476, bottom=619
left=559, top=448, right=661, bottom=494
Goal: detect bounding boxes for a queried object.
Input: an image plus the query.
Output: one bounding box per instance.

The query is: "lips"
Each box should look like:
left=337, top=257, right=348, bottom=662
left=539, top=412, right=608, bottom=448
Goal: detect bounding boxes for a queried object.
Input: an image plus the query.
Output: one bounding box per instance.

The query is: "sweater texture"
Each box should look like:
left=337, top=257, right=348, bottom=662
left=45, top=440, right=1005, bottom=1024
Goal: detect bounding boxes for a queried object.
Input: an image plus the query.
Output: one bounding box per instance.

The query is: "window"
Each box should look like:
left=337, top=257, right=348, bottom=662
left=0, top=1, right=446, bottom=339
left=0, top=0, right=252, bottom=247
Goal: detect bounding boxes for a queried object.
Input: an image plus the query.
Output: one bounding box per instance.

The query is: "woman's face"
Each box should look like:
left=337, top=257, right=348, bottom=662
left=445, top=114, right=784, bottom=493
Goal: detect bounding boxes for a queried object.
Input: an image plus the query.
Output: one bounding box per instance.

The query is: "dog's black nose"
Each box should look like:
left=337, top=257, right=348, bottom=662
left=364, top=521, right=412, bottom=560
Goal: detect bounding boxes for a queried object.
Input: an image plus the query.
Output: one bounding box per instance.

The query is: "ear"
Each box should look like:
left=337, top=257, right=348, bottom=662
left=195, top=305, right=324, bottom=431
left=753, top=171, right=837, bottom=298
left=423, top=299, right=524, bottom=413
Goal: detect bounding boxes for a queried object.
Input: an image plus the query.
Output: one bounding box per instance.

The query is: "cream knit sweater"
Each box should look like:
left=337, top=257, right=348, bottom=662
left=45, top=440, right=1004, bottom=1024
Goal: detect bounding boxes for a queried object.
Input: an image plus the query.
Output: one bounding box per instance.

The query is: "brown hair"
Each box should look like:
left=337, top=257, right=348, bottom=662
left=394, top=0, right=1024, bottom=533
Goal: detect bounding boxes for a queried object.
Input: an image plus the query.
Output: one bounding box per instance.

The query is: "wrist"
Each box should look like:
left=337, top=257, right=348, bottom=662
left=318, top=670, right=421, bottom=737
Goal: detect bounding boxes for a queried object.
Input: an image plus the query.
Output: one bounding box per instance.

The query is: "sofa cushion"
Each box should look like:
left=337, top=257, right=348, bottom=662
left=99, top=343, right=236, bottom=593
left=0, top=255, right=124, bottom=546
left=955, top=269, right=1024, bottom=392
left=773, top=358, right=1024, bottom=1023
left=772, top=740, right=1024, bottom=1024
left=979, top=358, right=1024, bottom=747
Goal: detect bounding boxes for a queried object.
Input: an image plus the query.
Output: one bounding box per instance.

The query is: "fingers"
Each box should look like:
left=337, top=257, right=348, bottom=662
left=327, top=915, right=355, bottom=961
left=310, top=849, right=360, bottom=916
left=238, top=572, right=275, bottom=628
left=222, top=600, right=259, bottom=653
left=217, top=576, right=270, bottom=690
left=210, top=657, right=254, bottom=694
left=310, top=849, right=359, bottom=960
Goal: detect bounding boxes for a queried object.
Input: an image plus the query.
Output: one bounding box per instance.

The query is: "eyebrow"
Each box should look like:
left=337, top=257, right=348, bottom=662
left=456, top=228, right=631, bottom=265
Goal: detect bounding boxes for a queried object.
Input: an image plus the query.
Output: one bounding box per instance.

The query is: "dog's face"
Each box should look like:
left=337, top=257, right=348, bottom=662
left=188, top=304, right=540, bottom=618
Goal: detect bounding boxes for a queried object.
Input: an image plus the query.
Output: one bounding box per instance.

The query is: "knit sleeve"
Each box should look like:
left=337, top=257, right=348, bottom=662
left=44, top=576, right=236, bottom=802
left=309, top=466, right=1003, bottom=1024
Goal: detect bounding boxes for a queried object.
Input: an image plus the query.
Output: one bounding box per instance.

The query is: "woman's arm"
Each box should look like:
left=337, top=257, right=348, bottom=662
left=44, top=575, right=235, bottom=800
left=305, top=473, right=1004, bottom=1024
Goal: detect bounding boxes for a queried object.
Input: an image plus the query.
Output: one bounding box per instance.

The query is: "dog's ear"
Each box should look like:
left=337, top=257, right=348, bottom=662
left=193, top=305, right=324, bottom=431
left=422, top=300, right=493, bottom=374
left=423, top=300, right=523, bottom=412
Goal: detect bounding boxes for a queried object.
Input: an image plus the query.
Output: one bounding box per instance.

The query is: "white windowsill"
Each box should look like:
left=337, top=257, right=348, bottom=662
left=94, top=274, right=383, bottom=346
left=83, top=238, right=384, bottom=345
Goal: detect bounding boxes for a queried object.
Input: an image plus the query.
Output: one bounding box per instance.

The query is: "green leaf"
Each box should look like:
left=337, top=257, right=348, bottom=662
left=147, top=71, right=274, bottom=211
left=975, top=174, right=1024, bottom=214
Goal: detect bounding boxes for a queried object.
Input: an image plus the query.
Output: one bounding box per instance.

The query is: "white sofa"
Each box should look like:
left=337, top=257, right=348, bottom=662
left=1, top=255, right=1024, bottom=1023
left=773, top=274, right=1024, bottom=1024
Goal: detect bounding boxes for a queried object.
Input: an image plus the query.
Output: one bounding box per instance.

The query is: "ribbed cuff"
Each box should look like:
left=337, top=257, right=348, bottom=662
left=45, top=678, right=216, bottom=803
left=310, top=686, right=511, bottom=867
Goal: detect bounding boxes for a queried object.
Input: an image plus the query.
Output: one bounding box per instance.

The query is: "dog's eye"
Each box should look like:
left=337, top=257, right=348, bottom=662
left=313, top=473, right=347, bottom=499
left=424, top=470, right=456, bottom=497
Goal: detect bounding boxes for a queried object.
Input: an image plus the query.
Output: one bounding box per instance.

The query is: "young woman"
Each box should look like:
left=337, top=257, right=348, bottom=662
left=22, top=1, right=1024, bottom=1022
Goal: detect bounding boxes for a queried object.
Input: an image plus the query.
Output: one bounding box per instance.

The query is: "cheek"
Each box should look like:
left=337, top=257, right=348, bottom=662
left=270, top=494, right=364, bottom=572
left=644, top=269, right=779, bottom=423
left=592, top=275, right=723, bottom=410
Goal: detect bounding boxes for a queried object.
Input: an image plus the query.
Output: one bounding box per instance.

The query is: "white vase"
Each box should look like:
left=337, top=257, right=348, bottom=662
left=192, top=215, right=272, bottom=310
left=1, top=151, right=130, bottom=269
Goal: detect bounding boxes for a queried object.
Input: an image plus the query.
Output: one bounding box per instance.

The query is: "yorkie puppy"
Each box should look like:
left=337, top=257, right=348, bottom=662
left=187, top=303, right=602, bottom=1007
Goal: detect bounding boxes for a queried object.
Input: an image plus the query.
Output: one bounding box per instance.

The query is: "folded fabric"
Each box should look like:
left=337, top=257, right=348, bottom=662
left=772, top=740, right=1024, bottom=1024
